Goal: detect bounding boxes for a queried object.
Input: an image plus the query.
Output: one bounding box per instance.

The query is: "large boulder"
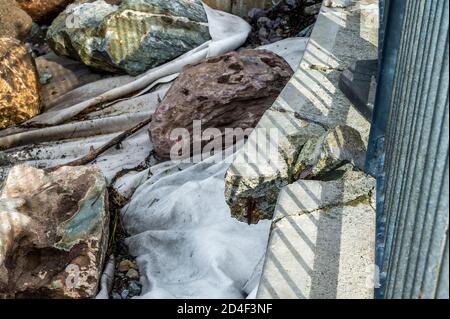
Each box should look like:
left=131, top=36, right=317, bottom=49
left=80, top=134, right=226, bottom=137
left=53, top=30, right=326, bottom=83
left=0, top=165, right=109, bottom=299
left=149, top=49, right=294, bottom=159
left=16, top=0, right=75, bottom=24
left=0, top=0, right=33, bottom=40
left=0, top=37, right=41, bottom=130
left=46, top=0, right=211, bottom=75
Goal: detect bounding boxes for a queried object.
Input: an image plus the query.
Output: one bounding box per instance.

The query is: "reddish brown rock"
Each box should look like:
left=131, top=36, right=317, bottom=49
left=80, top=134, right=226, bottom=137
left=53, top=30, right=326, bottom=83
left=16, top=0, right=74, bottom=23
left=0, top=165, right=109, bottom=299
left=0, top=37, right=41, bottom=130
left=0, top=0, right=33, bottom=40
left=149, top=49, right=294, bottom=159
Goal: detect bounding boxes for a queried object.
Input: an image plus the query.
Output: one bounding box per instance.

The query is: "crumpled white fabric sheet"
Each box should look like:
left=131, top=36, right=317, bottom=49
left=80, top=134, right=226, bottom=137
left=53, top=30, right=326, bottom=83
left=0, top=2, right=309, bottom=299
left=120, top=151, right=271, bottom=299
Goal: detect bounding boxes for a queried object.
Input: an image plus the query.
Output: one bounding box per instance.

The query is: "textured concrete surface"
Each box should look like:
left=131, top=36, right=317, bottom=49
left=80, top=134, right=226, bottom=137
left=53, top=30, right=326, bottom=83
left=258, top=171, right=376, bottom=299
left=224, top=0, right=379, bottom=223
left=220, top=0, right=379, bottom=299
left=254, top=0, right=379, bottom=299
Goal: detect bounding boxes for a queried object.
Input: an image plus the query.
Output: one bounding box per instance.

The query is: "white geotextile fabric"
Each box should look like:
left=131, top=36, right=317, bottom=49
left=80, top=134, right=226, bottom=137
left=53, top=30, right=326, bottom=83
left=121, top=151, right=272, bottom=299
left=0, top=1, right=309, bottom=299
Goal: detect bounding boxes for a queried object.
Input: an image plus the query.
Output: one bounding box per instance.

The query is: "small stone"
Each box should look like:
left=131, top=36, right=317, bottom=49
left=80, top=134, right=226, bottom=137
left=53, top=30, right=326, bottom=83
left=304, top=3, right=322, bottom=15
left=118, top=259, right=136, bottom=273
left=293, top=125, right=367, bottom=180
left=324, top=0, right=352, bottom=8
left=248, top=8, right=266, bottom=22
left=121, top=289, right=130, bottom=299
left=38, top=72, right=52, bottom=85
left=257, top=17, right=272, bottom=28
left=128, top=281, right=141, bottom=295
left=285, top=0, right=298, bottom=6
left=224, top=110, right=326, bottom=224
left=258, top=27, right=269, bottom=40
left=126, top=269, right=139, bottom=280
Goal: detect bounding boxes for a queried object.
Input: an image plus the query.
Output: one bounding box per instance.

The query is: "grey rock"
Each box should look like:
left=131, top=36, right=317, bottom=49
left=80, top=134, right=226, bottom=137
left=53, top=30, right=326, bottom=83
left=47, top=0, right=211, bottom=75
left=125, top=269, right=139, bottom=280
left=292, top=125, right=367, bottom=180
left=257, top=16, right=271, bottom=28
left=324, top=0, right=352, bottom=8
left=258, top=27, right=269, bottom=40
left=304, top=3, right=321, bottom=15
left=128, top=281, right=141, bottom=295
left=248, top=7, right=266, bottom=22
left=224, top=110, right=326, bottom=224
left=121, top=289, right=129, bottom=299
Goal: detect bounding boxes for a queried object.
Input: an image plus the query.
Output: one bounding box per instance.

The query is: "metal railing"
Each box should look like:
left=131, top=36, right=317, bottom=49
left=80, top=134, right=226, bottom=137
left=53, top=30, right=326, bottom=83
left=367, top=0, right=449, bottom=299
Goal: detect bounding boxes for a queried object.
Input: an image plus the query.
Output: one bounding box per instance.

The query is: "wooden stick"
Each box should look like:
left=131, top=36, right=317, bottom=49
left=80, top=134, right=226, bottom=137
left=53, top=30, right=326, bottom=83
left=48, top=116, right=152, bottom=170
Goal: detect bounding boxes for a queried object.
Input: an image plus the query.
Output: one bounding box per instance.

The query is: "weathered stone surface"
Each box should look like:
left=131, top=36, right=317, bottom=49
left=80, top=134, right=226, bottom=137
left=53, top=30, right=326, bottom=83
left=0, top=165, right=109, bottom=299
left=47, top=0, right=211, bottom=75
left=16, top=0, right=75, bottom=23
left=36, top=52, right=106, bottom=110
left=0, top=37, right=41, bottom=130
left=224, top=125, right=366, bottom=224
left=0, top=0, right=33, bottom=40
left=258, top=171, right=376, bottom=299
left=272, top=170, right=375, bottom=220
left=224, top=109, right=325, bottom=224
left=149, top=49, right=294, bottom=159
left=292, top=125, right=367, bottom=180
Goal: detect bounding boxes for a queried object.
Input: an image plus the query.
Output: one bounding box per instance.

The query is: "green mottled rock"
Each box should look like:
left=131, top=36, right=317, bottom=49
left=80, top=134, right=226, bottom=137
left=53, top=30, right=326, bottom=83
left=224, top=111, right=326, bottom=224
left=47, top=0, right=211, bottom=75
left=0, top=165, right=109, bottom=299
left=292, top=125, right=367, bottom=180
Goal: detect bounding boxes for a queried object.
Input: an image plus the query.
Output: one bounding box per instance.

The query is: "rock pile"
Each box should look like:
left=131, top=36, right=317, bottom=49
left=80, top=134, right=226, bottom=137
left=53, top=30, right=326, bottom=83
left=244, top=0, right=323, bottom=47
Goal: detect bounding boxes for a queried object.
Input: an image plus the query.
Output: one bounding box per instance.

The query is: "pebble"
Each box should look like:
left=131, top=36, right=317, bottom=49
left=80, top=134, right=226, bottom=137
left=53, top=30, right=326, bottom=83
left=112, top=292, right=122, bottom=299
left=118, top=259, right=136, bottom=272
left=304, top=3, right=322, bottom=15
left=121, top=289, right=129, bottom=299
left=244, top=0, right=322, bottom=47
left=126, top=268, right=140, bottom=280
left=257, top=17, right=271, bottom=28
left=258, top=27, right=269, bottom=40
left=128, top=281, right=141, bottom=295
left=247, top=7, right=266, bottom=22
